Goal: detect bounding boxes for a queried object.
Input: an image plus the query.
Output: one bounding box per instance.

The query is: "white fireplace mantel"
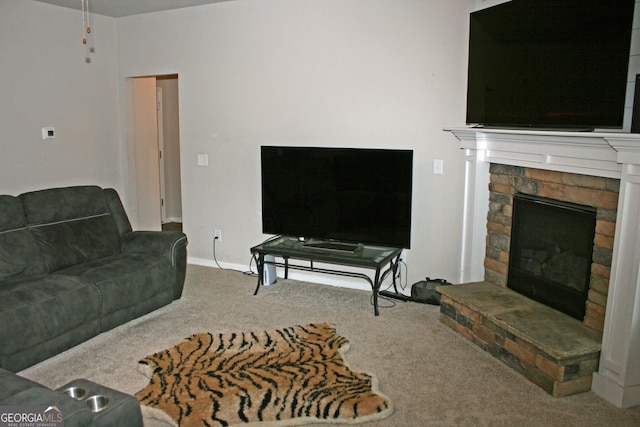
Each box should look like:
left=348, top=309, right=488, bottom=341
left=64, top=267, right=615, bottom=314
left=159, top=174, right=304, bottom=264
left=446, top=127, right=640, bottom=408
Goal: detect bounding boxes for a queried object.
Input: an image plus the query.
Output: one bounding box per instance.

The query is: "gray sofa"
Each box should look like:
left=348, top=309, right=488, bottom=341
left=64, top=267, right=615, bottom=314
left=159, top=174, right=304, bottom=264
left=0, top=185, right=188, bottom=425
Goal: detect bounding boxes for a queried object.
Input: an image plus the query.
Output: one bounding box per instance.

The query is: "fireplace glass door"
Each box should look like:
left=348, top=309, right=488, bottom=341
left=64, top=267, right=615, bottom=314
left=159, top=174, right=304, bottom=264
left=508, top=194, right=596, bottom=320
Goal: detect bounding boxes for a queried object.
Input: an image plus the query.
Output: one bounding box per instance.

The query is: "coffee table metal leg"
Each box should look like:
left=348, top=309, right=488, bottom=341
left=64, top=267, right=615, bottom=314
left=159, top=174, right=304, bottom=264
left=373, top=268, right=381, bottom=316
left=254, top=253, right=265, bottom=295
left=284, top=256, right=289, bottom=279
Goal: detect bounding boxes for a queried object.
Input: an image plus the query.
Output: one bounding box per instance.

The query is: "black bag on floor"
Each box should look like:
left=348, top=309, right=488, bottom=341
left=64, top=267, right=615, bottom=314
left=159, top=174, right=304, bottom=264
left=411, top=277, right=452, bottom=305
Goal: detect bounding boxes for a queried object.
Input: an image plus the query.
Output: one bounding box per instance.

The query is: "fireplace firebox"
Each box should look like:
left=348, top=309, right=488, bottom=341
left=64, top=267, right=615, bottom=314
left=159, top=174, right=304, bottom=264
left=508, top=194, right=596, bottom=320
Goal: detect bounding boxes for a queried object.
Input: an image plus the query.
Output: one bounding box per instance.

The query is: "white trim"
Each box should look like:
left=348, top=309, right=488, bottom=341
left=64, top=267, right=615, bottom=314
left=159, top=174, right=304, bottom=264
left=163, top=216, right=182, bottom=224
left=446, top=127, right=640, bottom=409
left=188, top=257, right=247, bottom=273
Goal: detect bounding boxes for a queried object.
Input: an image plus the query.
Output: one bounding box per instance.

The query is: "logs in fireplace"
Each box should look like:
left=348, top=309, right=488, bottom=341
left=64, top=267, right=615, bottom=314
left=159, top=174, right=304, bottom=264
left=508, top=194, right=596, bottom=320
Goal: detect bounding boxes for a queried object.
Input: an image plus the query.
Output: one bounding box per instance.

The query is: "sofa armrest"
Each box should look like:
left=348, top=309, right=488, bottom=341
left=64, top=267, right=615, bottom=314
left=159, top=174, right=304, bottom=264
left=56, top=378, right=143, bottom=427
left=121, top=231, right=188, bottom=299
left=0, top=385, right=93, bottom=427
left=121, top=231, right=186, bottom=265
left=0, top=367, right=46, bottom=401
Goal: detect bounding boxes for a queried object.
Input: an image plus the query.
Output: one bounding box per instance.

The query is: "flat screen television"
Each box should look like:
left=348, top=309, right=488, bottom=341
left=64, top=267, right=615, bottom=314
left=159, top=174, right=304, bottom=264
left=466, top=0, right=635, bottom=130
left=261, top=146, right=413, bottom=249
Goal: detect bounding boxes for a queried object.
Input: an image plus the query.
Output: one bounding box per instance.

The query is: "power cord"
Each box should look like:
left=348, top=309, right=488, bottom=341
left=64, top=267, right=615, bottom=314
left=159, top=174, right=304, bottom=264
left=245, top=254, right=258, bottom=277
left=212, top=235, right=257, bottom=277
left=375, top=257, right=410, bottom=310
left=212, top=235, right=224, bottom=270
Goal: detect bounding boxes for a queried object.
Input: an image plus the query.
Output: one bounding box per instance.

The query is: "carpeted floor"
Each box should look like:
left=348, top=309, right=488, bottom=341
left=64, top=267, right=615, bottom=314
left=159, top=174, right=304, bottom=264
left=19, top=265, right=640, bottom=426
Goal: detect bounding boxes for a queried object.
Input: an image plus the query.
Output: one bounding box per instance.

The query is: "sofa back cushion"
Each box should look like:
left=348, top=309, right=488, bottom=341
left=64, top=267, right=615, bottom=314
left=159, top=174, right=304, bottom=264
left=104, top=188, right=133, bottom=236
left=19, top=186, right=121, bottom=272
left=0, top=196, right=46, bottom=280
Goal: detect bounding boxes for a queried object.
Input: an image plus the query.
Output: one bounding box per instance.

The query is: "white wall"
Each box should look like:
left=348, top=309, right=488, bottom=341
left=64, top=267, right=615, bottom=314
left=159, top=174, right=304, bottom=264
left=2, top=0, right=636, bottom=291
left=474, top=0, right=510, bottom=10
left=3, top=0, right=637, bottom=291
left=117, top=0, right=474, bottom=288
left=0, top=0, right=123, bottom=196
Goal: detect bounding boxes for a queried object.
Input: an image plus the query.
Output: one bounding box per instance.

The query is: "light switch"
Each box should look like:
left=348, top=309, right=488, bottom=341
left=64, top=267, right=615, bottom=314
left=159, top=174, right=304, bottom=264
left=433, top=159, right=444, bottom=175
left=197, top=153, right=209, bottom=167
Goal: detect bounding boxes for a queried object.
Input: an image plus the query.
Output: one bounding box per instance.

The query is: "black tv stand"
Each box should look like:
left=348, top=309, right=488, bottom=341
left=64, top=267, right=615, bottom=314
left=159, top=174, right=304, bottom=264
left=302, top=239, right=360, bottom=253
left=250, top=235, right=402, bottom=316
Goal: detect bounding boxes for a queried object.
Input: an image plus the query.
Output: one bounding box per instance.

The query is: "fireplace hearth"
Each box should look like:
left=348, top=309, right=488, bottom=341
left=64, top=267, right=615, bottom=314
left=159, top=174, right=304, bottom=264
left=508, top=193, right=596, bottom=320
left=438, top=164, right=613, bottom=397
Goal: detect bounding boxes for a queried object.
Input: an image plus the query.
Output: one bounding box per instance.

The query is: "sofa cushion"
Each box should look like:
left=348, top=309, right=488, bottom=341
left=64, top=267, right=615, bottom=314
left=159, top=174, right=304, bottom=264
left=19, top=186, right=121, bottom=272
left=0, top=195, right=46, bottom=280
left=0, top=275, right=101, bottom=362
left=103, top=188, right=133, bottom=237
left=56, top=254, right=174, bottom=330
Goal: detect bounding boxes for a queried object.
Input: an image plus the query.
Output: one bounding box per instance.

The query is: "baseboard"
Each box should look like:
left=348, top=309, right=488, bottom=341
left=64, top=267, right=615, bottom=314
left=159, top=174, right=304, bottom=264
left=188, top=257, right=248, bottom=273
left=163, top=217, right=182, bottom=224
left=592, top=371, right=640, bottom=409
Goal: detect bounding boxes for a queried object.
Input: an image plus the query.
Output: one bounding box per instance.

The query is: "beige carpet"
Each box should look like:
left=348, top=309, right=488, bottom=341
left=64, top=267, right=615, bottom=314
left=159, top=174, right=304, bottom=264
left=19, top=265, right=640, bottom=426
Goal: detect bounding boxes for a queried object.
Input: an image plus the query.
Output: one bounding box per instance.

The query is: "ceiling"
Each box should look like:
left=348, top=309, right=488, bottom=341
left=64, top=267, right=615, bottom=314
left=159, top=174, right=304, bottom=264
left=32, top=0, right=233, bottom=17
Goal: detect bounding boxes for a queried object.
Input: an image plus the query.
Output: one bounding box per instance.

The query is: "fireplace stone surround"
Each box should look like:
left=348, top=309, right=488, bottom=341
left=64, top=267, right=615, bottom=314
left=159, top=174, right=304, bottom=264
left=485, top=164, right=618, bottom=330
left=446, top=127, right=640, bottom=408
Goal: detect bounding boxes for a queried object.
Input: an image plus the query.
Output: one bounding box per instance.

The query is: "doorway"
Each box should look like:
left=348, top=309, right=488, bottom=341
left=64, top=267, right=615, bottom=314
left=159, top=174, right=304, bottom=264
left=127, top=75, right=182, bottom=231
left=156, top=75, right=182, bottom=231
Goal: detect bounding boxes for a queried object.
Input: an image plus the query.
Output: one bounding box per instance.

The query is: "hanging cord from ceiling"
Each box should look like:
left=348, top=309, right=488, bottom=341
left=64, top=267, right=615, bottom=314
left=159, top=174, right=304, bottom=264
left=81, top=0, right=91, bottom=44
left=81, top=0, right=95, bottom=62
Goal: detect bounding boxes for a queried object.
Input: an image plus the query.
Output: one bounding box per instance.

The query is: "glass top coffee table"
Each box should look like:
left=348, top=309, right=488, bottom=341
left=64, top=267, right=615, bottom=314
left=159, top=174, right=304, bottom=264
left=250, top=235, right=403, bottom=316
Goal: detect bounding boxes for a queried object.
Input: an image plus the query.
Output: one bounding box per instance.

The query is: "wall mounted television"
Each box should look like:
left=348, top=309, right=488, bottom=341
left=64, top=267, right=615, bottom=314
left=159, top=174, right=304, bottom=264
left=261, top=146, right=413, bottom=249
left=466, top=0, right=635, bottom=130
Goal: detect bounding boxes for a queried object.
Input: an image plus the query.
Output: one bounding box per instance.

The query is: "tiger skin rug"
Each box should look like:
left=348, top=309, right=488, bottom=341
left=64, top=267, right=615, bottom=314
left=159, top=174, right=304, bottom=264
left=135, top=323, right=393, bottom=426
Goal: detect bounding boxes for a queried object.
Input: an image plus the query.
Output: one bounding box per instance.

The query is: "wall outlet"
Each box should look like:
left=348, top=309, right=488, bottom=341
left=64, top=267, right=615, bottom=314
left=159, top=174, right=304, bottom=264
left=41, top=127, right=55, bottom=140
left=214, top=229, right=222, bottom=242
left=197, top=153, right=209, bottom=167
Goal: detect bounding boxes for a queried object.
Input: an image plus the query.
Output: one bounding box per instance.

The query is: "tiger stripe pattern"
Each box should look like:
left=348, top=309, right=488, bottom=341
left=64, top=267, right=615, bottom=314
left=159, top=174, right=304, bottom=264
left=135, top=323, right=393, bottom=426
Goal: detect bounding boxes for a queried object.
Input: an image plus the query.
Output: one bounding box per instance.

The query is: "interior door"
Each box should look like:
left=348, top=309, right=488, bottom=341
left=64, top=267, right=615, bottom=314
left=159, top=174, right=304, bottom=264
left=156, top=86, right=167, bottom=223
left=156, top=75, right=182, bottom=227
left=130, top=77, right=162, bottom=230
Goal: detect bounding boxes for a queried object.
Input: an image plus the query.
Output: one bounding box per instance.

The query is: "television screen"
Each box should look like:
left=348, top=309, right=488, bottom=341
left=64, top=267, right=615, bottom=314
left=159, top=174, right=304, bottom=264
left=261, top=146, right=413, bottom=249
left=466, top=0, right=634, bottom=129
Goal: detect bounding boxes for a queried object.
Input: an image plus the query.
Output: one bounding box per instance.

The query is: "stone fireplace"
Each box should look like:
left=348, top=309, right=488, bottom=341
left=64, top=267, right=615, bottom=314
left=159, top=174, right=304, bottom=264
left=445, top=127, right=640, bottom=408
left=485, top=164, right=619, bottom=331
